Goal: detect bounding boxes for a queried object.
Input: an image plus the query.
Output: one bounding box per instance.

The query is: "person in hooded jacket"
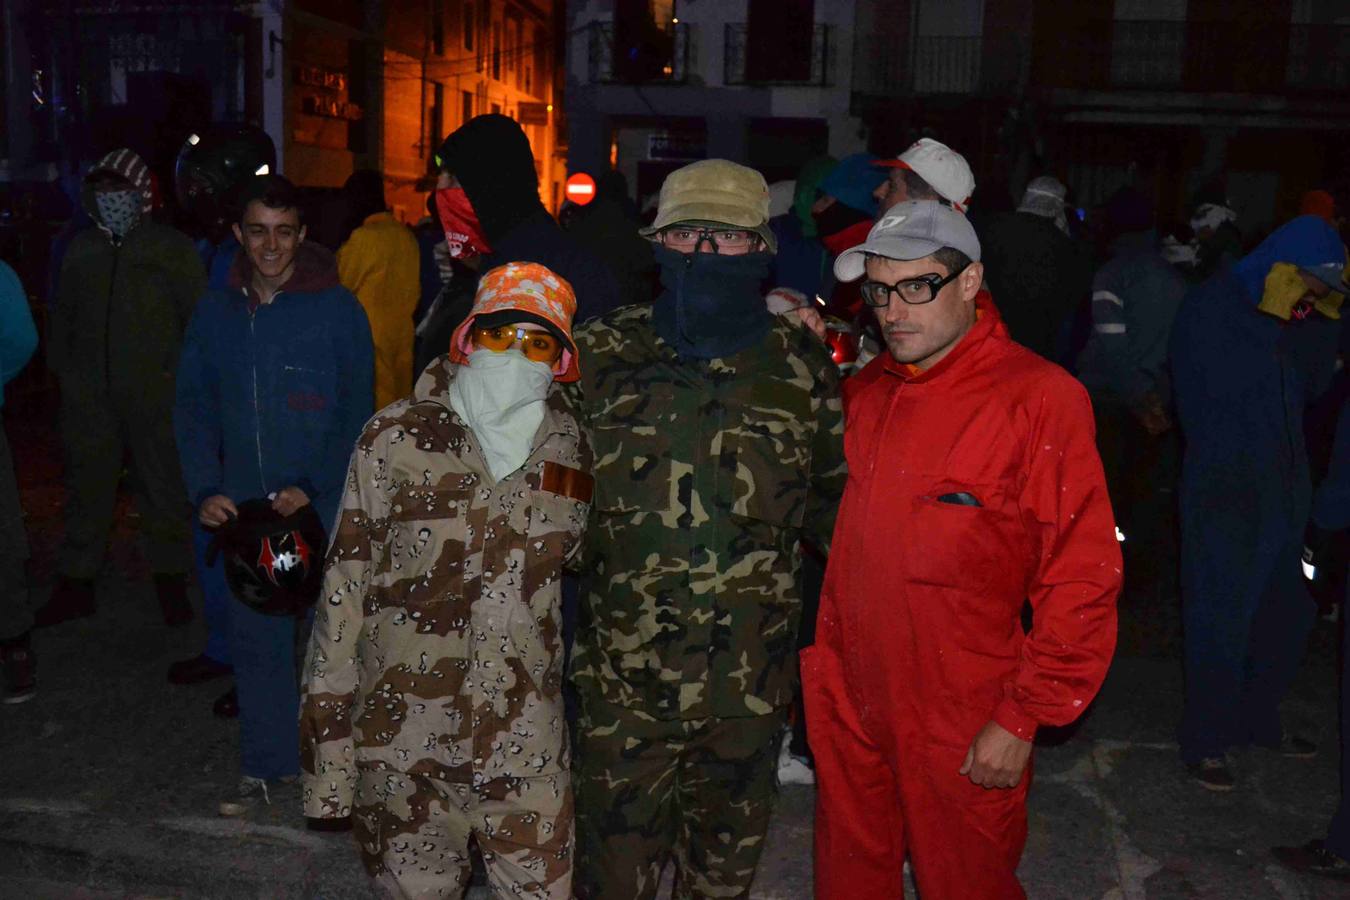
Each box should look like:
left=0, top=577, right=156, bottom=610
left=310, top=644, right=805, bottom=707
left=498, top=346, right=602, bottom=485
left=337, top=170, right=421, bottom=410
left=430, top=114, right=620, bottom=334
left=977, top=176, right=1094, bottom=362
left=36, top=148, right=206, bottom=630
left=564, top=169, right=658, bottom=306
left=769, top=155, right=836, bottom=302
left=1172, top=215, right=1346, bottom=791
left=175, top=175, right=373, bottom=813
left=568, top=159, right=846, bottom=899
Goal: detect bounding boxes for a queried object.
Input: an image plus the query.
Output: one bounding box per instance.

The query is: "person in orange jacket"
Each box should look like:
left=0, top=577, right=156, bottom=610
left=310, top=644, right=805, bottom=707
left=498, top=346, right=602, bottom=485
left=802, top=201, right=1121, bottom=899
left=337, top=170, right=420, bottom=409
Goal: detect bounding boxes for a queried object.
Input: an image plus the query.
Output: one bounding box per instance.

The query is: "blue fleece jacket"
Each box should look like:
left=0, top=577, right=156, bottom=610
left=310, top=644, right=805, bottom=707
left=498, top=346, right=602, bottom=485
left=174, top=242, right=374, bottom=532
left=0, top=261, right=37, bottom=406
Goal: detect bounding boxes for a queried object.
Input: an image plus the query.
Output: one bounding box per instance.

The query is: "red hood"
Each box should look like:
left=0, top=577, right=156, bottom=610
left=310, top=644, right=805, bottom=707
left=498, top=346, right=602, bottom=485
left=228, top=241, right=342, bottom=301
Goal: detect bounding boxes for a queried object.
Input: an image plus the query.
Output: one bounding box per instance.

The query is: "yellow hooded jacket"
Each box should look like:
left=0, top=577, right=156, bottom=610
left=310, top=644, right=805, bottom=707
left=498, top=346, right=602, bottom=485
left=337, top=212, right=421, bottom=410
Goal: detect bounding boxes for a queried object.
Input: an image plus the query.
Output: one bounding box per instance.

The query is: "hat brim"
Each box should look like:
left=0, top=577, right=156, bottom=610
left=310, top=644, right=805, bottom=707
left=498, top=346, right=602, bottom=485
left=639, top=208, right=778, bottom=253
left=833, top=236, right=948, bottom=282
left=1300, top=265, right=1350, bottom=296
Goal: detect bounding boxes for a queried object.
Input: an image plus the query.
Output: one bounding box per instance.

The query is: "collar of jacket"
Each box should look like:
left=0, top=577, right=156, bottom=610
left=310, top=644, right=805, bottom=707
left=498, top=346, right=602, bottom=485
left=412, top=354, right=578, bottom=441
left=361, top=211, right=396, bottom=228
left=881, top=289, right=1007, bottom=385
left=228, top=241, right=342, bottom=304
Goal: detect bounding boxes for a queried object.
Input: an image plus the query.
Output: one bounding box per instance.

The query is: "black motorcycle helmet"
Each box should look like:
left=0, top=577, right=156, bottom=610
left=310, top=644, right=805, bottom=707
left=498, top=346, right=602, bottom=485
left=208, top=499, right=326, bottom=617
left=175, top=124, right=278, bottom=234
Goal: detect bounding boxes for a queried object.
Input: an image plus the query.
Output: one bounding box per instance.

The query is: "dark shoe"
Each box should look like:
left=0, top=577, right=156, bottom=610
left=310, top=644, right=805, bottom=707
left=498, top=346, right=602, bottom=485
left=1276, top=732, right=1318, bottom=759
left=167, top=654, right=232, bottom=685
left=1, top=632, right=36, bottom=704
left=1187, top=756, right=1236, bottom=792
left=213, top=686, right=239, bottom=719
left=1272, top=840, right=1350, bottom=880
left=33, top=577, right=96, bottom=628
left=155, top=574, right=194, bottom=627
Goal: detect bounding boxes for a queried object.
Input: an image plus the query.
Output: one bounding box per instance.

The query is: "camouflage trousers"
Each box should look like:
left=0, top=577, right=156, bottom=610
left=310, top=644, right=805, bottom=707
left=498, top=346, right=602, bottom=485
left=573, top=698, right=784, bottom=900
left=353, top=766, right=573, bottom=899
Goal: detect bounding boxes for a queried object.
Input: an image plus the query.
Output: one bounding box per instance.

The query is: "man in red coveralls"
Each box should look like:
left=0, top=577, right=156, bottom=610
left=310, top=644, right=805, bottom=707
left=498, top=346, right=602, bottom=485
left=802, top=200, right=1121, bottom=899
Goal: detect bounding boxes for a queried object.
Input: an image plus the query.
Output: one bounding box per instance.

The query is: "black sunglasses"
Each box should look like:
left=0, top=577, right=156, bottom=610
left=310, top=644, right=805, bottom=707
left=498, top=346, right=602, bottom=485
left=860, top=264, right=969, bottom=307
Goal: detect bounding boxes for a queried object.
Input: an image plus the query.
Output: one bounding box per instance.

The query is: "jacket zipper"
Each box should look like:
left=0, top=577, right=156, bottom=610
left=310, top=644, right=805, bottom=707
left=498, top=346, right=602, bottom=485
left=250, top=298, right=268, bottom=495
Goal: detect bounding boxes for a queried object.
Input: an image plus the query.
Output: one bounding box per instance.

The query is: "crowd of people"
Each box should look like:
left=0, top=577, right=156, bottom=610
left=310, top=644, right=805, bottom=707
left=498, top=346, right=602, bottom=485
left=0, top=111, right=1348, bottom=898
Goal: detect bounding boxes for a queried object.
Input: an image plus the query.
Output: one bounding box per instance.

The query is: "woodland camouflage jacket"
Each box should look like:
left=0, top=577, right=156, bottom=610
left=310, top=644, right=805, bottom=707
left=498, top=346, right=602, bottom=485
left=299, top=357, right=593, bottom=817
left=568, top=305, right=846, bottom=721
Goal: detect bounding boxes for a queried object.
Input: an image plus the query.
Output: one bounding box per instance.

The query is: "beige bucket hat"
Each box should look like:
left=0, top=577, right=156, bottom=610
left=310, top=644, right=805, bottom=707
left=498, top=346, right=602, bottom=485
left=640, top=159, right=777, bottom=252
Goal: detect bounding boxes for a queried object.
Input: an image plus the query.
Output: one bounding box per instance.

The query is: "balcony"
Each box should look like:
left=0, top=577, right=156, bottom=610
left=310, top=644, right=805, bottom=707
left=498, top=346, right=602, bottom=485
left=723, top=24, right=830, bottom=86
left=587, top=21, right=689, bottom=85
left=851, top=33, right=1026, bottom=98
left=1042, top=20, right=1350, bottom=93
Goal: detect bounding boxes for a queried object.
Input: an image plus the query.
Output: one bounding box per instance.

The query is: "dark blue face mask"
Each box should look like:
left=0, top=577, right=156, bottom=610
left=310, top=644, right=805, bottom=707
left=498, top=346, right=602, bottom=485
left=650, top=244, right=774, bottom=360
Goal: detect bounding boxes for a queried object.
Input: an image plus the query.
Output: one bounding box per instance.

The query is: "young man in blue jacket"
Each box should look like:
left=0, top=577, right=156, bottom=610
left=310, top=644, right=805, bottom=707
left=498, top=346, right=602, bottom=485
left=175, top=175, right=373, bottom=812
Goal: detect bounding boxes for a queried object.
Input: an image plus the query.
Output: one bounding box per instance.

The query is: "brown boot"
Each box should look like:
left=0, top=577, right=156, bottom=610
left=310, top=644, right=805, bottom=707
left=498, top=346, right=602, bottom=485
left=155, top=574, right=194, bottom=627
left=33, top=577, right=95, bottom=628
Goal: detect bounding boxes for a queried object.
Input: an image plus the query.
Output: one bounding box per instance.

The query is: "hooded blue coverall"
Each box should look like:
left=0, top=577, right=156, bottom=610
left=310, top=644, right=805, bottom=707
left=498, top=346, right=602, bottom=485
left=1170, top=216, right=1344, bottom=765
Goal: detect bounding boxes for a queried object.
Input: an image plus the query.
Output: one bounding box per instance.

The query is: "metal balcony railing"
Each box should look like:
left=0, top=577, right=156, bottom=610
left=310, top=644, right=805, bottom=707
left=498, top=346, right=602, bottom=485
left=723, top=24, right=830, bottom=86
left=852, top=34, right=1019, bottom=97
left=587, top=21, right=689, bottom=84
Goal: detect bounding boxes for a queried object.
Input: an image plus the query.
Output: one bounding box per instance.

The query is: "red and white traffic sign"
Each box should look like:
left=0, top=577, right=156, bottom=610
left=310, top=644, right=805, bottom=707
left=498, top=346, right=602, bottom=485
left=565, top=172, right=597, bottom=206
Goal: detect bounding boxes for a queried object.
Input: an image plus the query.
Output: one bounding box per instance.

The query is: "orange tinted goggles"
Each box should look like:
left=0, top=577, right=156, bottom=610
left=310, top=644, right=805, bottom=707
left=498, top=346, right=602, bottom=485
left=471, top=325, right=564, bottom=364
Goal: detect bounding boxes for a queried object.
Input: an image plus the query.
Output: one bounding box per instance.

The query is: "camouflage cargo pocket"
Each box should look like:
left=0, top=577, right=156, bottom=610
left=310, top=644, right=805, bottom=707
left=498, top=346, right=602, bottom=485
left=724, top=417, right=810, bottom=529
left=590, top=387, right=675, bottom=515
left=380, top=484, right=473, bottom=612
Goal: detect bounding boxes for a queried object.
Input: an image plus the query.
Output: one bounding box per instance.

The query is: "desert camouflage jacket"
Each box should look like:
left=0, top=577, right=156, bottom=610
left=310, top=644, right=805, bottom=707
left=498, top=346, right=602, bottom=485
left=299, top=357, right=593, bottom=818
left=568, top=305, right=846, bottom=720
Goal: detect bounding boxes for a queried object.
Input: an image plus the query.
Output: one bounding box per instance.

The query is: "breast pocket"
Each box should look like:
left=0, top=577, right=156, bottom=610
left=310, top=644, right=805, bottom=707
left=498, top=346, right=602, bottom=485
left=904, top=478, right=1020, bottom=594
left=724, top=406, right=811, bottom=529
left=590, top=389, right=674, bottom=516
left=378, top=484, right=474, bottom=629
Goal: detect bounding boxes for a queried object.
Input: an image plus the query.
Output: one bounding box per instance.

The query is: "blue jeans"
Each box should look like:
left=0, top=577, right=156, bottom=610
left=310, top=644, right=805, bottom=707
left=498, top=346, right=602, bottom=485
left=193, top=523, right=231, bottom=666
left=229, top=596, right=306, bottom=780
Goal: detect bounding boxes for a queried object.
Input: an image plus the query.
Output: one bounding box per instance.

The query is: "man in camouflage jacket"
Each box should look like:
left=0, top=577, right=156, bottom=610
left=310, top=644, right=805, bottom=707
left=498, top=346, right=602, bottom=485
left=569, top=160, right=846, bottom=899
left=300, top=263, right=593, bottom=899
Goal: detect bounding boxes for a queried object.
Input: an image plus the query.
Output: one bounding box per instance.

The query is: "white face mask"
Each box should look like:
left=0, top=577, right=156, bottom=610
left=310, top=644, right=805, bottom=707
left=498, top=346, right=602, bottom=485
left=448, top=349, right=554, bottom=482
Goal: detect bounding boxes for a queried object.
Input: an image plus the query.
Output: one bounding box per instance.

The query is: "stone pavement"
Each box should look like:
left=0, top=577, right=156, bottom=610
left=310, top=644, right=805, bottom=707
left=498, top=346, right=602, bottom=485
left=3, top=559, right=1347, bottom=899
left=2, top=397, right=1347, bottom=898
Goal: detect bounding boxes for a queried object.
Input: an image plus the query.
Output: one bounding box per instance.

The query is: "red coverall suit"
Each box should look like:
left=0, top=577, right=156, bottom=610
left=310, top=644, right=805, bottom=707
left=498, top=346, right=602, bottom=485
left=802, top=300, right=1120, bottom=899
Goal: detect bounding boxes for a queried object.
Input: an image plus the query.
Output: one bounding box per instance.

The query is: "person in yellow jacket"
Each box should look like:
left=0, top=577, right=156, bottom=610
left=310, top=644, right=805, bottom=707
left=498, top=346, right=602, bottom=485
left=337, top=170, right=420, bottom=409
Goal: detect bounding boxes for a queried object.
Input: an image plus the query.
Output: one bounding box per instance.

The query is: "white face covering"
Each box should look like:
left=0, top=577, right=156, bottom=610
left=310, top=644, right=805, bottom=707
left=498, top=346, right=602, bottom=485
left=448, top=349, right=554, bottom=482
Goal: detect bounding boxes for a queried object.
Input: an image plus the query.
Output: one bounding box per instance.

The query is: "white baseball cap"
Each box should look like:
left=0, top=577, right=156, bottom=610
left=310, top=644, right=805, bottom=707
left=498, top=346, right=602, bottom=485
left=834, top=200, right=982, bottom=283
left=877, top=138, right=975, bottom=212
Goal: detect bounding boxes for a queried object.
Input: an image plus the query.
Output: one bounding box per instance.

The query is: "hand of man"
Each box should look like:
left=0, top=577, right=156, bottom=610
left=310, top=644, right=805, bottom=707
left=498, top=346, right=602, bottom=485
left=199, top=494, right=238, bottom=527
left=794, top=306, right=829, bottom=342
left=272, top=486, right=311, bottom=517
left=959, top=720, right=1033, bottom=789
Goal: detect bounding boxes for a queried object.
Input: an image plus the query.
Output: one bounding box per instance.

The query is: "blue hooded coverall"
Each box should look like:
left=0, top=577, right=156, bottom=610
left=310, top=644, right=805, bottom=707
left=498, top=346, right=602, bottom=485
left=1170, top=216, right=1344, bottom=765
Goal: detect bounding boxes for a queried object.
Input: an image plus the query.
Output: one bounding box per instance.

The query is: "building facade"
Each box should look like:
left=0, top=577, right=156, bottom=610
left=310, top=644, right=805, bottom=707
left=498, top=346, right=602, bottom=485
left=565, top=0, right=868, bottom=209
left=568, top=0, right=1350, bottom=236
left=2, top=0, right=567, bottom=226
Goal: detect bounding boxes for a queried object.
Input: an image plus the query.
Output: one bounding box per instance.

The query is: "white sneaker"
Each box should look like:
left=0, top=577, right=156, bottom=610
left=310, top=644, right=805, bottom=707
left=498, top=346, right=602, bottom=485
left=776, top=731, right=816, bottom=786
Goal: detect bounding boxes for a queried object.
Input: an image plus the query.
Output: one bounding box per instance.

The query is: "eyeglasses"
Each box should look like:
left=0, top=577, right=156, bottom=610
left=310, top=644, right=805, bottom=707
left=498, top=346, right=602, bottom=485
left=658, top=227, right=760, bottom=254
left=860, top=265, right=968, bottom=307
left=472, top=325, right=564, bottom=364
